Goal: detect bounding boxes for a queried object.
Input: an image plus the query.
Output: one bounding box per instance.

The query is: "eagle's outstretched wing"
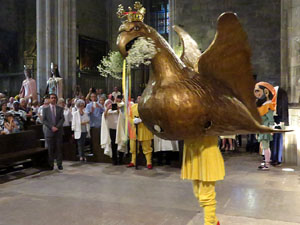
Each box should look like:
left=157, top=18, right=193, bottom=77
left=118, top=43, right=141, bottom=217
left=197, top=12, right=261, bottom=123
left=173, top=25, right=201, bottom=71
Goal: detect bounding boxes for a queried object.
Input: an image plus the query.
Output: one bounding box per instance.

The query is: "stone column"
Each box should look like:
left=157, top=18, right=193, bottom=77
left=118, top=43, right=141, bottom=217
left=36, top=0, right=76, bottom=99
left=36, top=0, right=47, bottom=100
left=57, top=0, right=76, bottom=98
left=281, top=0, right=300, bottom=166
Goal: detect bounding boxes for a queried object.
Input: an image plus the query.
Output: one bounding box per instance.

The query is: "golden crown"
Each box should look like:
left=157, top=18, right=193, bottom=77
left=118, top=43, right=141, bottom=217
left=117, top=1, right=146, bottom=22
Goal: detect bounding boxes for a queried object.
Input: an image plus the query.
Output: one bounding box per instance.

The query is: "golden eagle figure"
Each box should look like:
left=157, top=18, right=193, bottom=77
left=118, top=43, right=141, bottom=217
left=117, top=10, right=281, bottom=140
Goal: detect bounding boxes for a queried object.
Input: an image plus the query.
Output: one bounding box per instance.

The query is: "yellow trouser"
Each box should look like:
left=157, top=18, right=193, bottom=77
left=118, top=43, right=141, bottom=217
left=130, top=139, right=152, bottom=165
left=193, top=181, right=218, bottom=225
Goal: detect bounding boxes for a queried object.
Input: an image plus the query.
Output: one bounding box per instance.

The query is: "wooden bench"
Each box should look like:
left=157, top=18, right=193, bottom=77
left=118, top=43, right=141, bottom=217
left=0, top=130, right=48, bottom=168
left=27, top=124, right=45, bottom=147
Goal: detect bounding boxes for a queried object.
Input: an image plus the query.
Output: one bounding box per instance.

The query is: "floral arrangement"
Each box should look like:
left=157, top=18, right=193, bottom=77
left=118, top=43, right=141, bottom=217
left=97, top=37, right=157, bottom=79
left=126, top=37, right=157, bottom=67
left=97, top=51, right=123, bottom=79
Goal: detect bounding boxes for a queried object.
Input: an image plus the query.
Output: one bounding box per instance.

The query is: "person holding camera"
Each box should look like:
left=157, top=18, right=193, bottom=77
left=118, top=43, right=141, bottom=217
left=101, top=101, right=126, bottom=165
left=86, top=92, right=105, bottom=152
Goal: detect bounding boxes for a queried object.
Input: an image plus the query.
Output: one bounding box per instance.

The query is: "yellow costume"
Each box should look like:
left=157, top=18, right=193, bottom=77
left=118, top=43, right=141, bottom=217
left=182, top=136, right=225, bottom=225
left=129, top=103, right=153, bottom=166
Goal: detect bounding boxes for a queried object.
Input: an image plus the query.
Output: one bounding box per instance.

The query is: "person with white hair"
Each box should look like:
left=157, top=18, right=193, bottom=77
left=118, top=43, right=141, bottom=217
left=58, top=98, right=72, bottom=127
left=7, top=97, right=15, bottom=109
left=101, top=100, right=126, bottom=165
left=72, top=99, right=90, bottom=161
left=36, top=96, right=50, bottom=124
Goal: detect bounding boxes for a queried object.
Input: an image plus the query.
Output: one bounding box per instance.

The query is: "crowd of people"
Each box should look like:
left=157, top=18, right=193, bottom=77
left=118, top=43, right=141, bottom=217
left=0, top=87, right=120, bottom=134
left=0, top=86, right=169, bottom=169
left=0, top=82, right=285, bottom=171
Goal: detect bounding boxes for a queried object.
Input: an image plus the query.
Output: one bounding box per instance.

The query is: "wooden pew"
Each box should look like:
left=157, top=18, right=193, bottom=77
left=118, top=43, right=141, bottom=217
left=0, top=130, right=48, bottom=168
left=27, top=124, right=45, bottom=147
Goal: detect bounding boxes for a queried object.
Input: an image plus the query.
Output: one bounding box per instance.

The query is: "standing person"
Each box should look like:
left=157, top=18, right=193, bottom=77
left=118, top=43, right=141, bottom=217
left=96, top=89, right=106, bottom=100
left=58, top=98, right=72, bottom=127
left=72, top=99, right=90, bottom=161
left=127, top=97, right=154, bottom=169
left=104, top=94, right=114, bottom=107
left=42, top=93, right=65, bottom=170
left=86, top=93, right=105, bottom=152
left=154, top=136, right=179, bottom=165
left=254, top=82, right=276, bottom=171
left=101, top=100, right=126, bottom=165
left=85, top=87, right=96, bottom=102
left=271, top=87, right=289, bottom=166
left=111, top=87, right=121, bottom=100
left=36, top=96, right=50, bottom=124
left=220, top=135, right=236, bottom=152
left=115, top=95, right=124, bottom=112
left=182, top=136, right=224, bottom=225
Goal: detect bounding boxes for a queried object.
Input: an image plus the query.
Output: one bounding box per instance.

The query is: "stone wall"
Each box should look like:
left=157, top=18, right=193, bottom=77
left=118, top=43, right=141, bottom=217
left=77, top=0, right=108, bottom=41
left=172, top=0, right=281, bottom=86
left=0, top=0, right=36, bottom=74
left=0, top=0, right=36, bottom=97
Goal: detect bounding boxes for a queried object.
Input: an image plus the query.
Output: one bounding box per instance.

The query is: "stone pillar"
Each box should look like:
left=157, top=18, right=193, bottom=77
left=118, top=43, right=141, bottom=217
left=281, top=0, right=300, bottom=166
left=284, top=108, right=300, bottom=165
left=36, top=0, right=76, bottom=99
left=36, top=0, right=47, bottom=100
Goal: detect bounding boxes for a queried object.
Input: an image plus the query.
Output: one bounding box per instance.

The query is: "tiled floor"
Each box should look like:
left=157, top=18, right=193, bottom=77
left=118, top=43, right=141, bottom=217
left=0, top=152, right=300, bottom=225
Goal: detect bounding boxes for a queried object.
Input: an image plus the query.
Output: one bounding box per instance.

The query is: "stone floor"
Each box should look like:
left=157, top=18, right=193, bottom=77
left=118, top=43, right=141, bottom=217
left=0, top=152, right=300, bottom=225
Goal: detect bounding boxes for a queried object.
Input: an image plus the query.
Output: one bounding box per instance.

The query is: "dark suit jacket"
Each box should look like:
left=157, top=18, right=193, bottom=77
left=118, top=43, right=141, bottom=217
left=42, top=105, right=65, bottom=138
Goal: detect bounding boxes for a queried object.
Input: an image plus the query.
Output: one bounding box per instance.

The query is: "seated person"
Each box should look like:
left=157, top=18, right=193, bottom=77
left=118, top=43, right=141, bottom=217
left=3, top=113, right=19, bottom=134
left=8, top=101, right=26, bottom=130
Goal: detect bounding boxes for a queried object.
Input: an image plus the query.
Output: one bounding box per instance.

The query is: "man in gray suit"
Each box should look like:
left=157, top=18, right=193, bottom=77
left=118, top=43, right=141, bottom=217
left=43, top=93, right=64, bottom=170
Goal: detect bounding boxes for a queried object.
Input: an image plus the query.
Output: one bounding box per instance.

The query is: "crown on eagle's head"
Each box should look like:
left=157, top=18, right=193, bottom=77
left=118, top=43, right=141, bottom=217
left=117, top=1, right=146, bottom=22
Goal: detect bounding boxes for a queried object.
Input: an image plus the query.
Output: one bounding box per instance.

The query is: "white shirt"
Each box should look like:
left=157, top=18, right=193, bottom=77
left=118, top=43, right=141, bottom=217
left=106, top=110, right=118, bottom=129
left=63, top=107, right=72, bottom=127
